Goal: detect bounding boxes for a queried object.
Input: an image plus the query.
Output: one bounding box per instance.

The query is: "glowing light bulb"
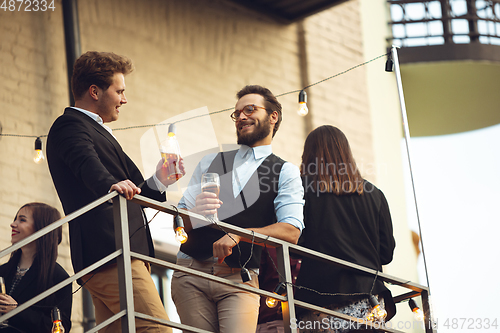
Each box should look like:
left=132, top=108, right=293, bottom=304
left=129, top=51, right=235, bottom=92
left=51, top=307, right=65, bottom=333
left=265, top=297, right=279, bottom=308
left=175, top=227, right=188, bottom=244
left=33, top=137, right=45, bottom=164
left=297, top=90, right=308, bottom=116
left=173, top=214, right=188, bottom=244
left=409, top=299, right=425, bottom=322
left=365, top=295, right=387, bottom=322
left=266, top=282, right=287, bottom=308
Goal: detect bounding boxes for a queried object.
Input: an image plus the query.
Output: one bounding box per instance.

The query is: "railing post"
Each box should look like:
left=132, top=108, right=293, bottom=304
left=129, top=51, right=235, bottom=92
left=421, top=289, right=436, bottom=333
left=276, top=244, right=297, bottom=333
left=113, top=195, right=136, bottom=332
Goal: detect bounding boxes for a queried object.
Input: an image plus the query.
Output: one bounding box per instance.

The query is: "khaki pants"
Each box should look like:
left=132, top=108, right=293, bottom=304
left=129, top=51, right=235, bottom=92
left=171, top=258, right=260, bottom=333
left=82, top=259, right=172, bottom=333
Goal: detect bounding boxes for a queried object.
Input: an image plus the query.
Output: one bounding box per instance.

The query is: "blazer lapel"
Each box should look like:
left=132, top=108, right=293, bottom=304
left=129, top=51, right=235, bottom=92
left=65, top=108, right=131, bottom=177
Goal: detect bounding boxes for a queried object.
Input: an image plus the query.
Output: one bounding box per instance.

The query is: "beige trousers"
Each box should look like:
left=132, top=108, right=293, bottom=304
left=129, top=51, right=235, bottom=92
left=171, top=258, right=260, bottom=333
left=82, top=259, right=172, bottom=333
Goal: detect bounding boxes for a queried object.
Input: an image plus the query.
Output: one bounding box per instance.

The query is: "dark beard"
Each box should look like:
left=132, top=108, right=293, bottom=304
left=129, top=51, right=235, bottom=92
left=237, top=117, right=272, bottom=146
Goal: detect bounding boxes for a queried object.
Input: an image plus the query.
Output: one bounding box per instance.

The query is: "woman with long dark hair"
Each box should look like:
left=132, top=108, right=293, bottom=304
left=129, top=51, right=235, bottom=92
left=295, top=125, right=396, bottom=332
left=0, top=202, right=72, bottom=332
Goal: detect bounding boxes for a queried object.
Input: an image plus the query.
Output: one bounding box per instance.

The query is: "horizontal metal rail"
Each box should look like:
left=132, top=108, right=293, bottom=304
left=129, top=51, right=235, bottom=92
left=0, top=192, right=434, bottom=333
left=131, top=194, right=433, bottom=333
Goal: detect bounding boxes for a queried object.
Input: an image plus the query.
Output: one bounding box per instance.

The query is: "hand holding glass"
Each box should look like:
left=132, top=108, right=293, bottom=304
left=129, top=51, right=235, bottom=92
left=201, top=173, right=220, bottom=220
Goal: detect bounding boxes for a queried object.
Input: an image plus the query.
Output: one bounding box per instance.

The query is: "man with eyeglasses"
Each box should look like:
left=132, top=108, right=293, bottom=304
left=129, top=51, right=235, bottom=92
left=171, top=85, right=304, bottom=333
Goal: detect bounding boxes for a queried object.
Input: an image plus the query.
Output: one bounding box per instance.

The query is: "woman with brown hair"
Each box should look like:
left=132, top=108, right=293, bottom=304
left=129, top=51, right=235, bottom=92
left=294, top=125, right=396, bottom=332
left=0, top=202, right=72, bottom=332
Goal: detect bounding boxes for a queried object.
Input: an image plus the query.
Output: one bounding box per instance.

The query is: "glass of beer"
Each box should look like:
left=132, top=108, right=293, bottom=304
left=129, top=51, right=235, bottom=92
left=160, top=132, right=183, bottom=181
left=201, top=173, right=220, bottom=220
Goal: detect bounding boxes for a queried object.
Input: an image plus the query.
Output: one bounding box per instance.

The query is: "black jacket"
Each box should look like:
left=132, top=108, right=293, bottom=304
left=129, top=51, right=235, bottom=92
left=295, top=178, right=396, bottom=320
left=47, top=108, right=165, bottom=274
left=0, top=254, right=72, bottom=332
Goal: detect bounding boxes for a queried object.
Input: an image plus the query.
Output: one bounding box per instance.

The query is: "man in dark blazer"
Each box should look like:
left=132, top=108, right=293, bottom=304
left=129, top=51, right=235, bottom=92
left=47, top=51, right=180, bottom=332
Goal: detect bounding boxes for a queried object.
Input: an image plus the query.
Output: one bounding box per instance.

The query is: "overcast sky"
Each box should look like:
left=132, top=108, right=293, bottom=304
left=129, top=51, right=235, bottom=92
left=404, top=123, right=500, bottom=332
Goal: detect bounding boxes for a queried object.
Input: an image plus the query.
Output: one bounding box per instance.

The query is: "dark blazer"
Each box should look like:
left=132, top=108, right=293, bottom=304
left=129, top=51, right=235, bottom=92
left=295, top=178, right=397, bottom=320
left=47, top=108, right=165, bottom=274
left=0, top=254, right=72, bottom=332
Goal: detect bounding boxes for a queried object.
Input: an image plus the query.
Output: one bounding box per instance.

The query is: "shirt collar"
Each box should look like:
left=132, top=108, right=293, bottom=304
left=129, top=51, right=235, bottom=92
left=237, top=144, right=272, bottom=160
left=71, top=107, right=105, bottom=125
left=71, top=107, right=114, bottom=137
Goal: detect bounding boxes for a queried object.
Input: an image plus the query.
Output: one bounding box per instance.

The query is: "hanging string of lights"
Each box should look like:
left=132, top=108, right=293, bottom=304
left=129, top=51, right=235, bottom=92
left=0, top=52, right=390, bottom=160
left=0, top=48, right=432, bottom=322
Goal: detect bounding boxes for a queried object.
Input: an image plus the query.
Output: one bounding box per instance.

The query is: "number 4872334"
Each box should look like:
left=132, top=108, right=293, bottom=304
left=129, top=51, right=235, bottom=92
left=1, top=0, right=55, bottom=11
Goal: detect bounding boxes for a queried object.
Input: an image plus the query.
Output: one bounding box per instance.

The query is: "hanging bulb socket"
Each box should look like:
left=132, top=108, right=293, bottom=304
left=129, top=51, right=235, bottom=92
left=385, top=56, right=394, bottom=72
left=33, top=137, right=45, bottom=164
left=409, top=298, right=425, bottom=321
left=173, top=214, right=188, bottom=244
left=51, top=307, right=65, bottom=332
left=265, top=282, right=287, bottom=308
left=298, top=90, right=308, bottom=116
left=168, top=123, right=176, bottom=136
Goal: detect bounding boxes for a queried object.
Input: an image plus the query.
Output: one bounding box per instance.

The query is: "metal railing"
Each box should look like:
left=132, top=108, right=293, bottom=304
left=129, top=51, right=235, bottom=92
left=388, top=0, right=500, bottom=47
left=0, top=192, right=435, bottom=333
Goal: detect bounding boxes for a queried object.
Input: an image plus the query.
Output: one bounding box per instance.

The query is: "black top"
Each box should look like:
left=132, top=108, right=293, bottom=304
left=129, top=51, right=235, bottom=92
left=0, top=253, right=72, bottom=332
left=180, top=150, right=284, bottom=268
left=47, top=108, right=165, bottom=274
left=295, top=178, right=396, bottom=319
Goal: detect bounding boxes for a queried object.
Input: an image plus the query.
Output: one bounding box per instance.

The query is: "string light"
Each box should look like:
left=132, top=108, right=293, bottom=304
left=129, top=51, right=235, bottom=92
left=365, top=295, right=387, bottom=322
left=265, top=282, right=287, bottom=308
left=0, top=52, right=389, bottom=148
left=385, top=55, right=394, bottom=72
left=409, top=298, right=425, bottom=321
left=51, top=307, right=65, bottom=333
left=173, top=214, right=188, bottom=244
left=297, top=90, right=308, bottom=116
left=33, top=137, right=45, bottom=164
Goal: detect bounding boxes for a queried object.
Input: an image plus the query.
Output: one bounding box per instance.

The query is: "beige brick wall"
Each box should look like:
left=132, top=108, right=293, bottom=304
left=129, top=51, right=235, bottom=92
left=0, top=0, right=393, bottom=331
left=302, top=0, right=375, bottom=179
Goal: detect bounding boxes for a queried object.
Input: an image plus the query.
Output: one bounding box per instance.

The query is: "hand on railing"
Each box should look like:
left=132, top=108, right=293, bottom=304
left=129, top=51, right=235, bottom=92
left=110, top=180, right=141, bottom=200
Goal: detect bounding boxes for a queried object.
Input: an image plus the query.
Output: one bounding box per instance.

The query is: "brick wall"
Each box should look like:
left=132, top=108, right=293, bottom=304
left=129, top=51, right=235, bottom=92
left=0, top=0, right=384, bottom=331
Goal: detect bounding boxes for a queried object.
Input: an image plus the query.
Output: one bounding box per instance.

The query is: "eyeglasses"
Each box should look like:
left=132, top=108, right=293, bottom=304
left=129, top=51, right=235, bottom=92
left=230, top=104, right=266, bottom=121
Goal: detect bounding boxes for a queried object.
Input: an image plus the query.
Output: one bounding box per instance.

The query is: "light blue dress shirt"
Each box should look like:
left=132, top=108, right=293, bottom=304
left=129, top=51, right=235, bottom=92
left=177, top=144, right=304, bottom=260
left=178, top=144, right=304, bottom=229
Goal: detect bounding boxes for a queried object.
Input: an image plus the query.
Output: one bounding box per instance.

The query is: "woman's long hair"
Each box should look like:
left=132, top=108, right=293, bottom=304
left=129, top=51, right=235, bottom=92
left=9, top=202, right=62, bottom=293
left=301, top=125, right=364, bottom=195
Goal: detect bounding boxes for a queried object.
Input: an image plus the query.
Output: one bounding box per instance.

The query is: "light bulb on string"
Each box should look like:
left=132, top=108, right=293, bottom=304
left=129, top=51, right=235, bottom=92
left=365, top=295, right=387, bottom=323
left=51, top=307, right=65, bottom=333
left=297, top=90, right=308, bottom=116
left=265, top=282, right=287, bottom=308
left=409, top=299, right=425, bottom=322
left=33, top=137, right=45, bottom=164
left=265, top=296, right=279, bottom=308
left=173, top=214, right=188, bottom=244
